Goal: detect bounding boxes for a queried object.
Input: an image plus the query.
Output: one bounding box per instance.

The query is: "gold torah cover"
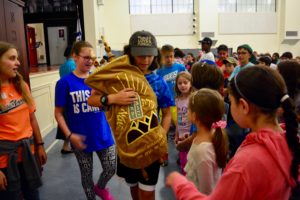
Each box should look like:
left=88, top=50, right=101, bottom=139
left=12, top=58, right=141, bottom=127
left=85, top=55, right=167, bottom=169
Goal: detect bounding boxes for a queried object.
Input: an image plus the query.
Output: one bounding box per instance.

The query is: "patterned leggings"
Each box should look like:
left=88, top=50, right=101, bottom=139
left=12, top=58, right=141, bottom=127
left=73, top=145, right=116, bottom=200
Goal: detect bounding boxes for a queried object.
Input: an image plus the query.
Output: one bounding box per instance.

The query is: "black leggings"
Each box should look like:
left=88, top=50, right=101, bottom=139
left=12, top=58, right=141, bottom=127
left=73, top=145, right=116, bottom=200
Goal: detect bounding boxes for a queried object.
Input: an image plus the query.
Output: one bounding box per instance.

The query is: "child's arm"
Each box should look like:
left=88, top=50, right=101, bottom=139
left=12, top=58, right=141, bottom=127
left=87, top=88, right=138, bottom=107
left=175, top=125, right=179, bottom=144
left=166, top=172, right=207, bottom=199
left=166, top=169, right=249, bottom=200
left=30, top=112, right=47, bottom=166
left=55, top=107, right=86, bottom=150
left=176, top=134, right=196, bottom=151
left=0, top=170, right=7, bottom=191
left=161, top=107, right=172, bottom=134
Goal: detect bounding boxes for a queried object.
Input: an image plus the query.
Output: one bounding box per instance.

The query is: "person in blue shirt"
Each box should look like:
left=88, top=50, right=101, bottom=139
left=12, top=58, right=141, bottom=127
left=155, top=44, right=185, bottom=166
left=228, top=44, right=254, bottom=81
left=54, top=41, right=116, bottom=200
left=59, top=45, right=76, bottom=77
left=226, top=44, right=254, bottom=157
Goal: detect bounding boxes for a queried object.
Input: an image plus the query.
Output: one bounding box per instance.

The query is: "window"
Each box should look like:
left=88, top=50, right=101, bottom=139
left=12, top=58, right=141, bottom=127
left=218, top=0, right=276, bottom=13
left=129, top=0, right=194, bottom=14
left=152, top=0, right=172, bottom=14
left=129, top=0, right=151, bottom=14
left=257, top=0, right=276, bottom=12
left=173, top=0, right=194, bottom=13
left=237, top=0, right=256, bottom=12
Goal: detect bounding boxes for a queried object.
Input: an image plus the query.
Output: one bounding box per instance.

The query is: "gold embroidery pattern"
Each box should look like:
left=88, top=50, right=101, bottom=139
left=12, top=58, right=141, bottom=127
left=126, top=111, right=159, bottom=145
left=116, top=108, right=128, bottom=132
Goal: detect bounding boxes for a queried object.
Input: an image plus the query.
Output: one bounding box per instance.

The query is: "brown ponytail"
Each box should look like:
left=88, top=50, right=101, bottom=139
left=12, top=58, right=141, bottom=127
left=189, top=88, right=229, bottom=169
left=213, top=127, right=229, bottom=168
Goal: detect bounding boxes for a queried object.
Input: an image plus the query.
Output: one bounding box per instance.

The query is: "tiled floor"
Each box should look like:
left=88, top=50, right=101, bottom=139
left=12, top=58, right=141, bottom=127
left=39, top=130, right=180, bottom=200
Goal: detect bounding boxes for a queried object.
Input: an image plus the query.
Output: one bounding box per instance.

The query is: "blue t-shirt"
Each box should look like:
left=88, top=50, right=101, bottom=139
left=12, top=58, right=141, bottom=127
left=144, top=72, right=175, bottom=108
left=156, top=63, right=186, bottom=100
left=55, top=73, right=114, bottom=152
left=59, top=58, right=76, bottom=78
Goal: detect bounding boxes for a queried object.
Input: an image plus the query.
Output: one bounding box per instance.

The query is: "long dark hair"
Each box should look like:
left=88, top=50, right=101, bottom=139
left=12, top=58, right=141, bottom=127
left=0, top=41, right=33, bottom=110
left=277, top=60, right=300, bottom=100
left=228, top=66, right=300, bottom=199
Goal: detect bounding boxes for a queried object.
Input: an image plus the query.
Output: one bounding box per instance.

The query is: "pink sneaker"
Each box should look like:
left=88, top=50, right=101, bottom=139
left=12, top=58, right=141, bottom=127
left=94, top=185, right=114, bottom=200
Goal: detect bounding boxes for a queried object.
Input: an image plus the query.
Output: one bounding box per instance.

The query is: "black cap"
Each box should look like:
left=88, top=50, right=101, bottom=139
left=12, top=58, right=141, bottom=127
left=129, top=30, right=158, bottom=56
left=199, top=37, right=213, bottom=45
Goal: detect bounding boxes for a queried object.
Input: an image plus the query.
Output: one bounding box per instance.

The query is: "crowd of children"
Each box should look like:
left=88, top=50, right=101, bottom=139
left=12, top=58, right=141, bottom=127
left=1, top=31, right=299, bottom=200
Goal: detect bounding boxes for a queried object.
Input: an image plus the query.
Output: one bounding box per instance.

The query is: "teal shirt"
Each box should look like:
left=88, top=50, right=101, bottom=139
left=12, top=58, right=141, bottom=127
left=228, top=62, right=254, bottom=81
left=59, top=58, right=76, bottom=78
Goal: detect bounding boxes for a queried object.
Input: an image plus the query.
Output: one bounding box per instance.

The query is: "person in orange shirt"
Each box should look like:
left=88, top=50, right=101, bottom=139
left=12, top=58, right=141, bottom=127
left=0, top=41, right=47, bottom=200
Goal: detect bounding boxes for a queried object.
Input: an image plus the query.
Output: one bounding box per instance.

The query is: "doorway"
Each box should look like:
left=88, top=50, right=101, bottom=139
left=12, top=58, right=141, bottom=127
left=47, top=26, right=68, bottom=65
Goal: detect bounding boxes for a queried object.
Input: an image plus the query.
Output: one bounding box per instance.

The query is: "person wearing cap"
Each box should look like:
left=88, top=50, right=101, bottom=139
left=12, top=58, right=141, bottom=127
left=228, top=44, right=254, bottom=81
left=226, top=45, right=254, bottom=160
left=198, top=37, right=215, bottom=63
left=223, top=57, right=237, bottom=86
left=87, top=30, right=174, bottom=200
left=216, top=44, right=229, bottom=70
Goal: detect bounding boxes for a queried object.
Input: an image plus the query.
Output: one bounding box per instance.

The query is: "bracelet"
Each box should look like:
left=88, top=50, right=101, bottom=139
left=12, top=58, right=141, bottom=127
left=36, top=142, right=44, bottom=146
left=67, top=133, right=73, bottom=140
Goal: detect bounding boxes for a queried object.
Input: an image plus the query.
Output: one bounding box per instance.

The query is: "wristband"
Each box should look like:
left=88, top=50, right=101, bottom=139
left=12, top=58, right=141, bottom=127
left=36, top=142, right=44, bottom=146
left=100, top=95, right=109, bottom=106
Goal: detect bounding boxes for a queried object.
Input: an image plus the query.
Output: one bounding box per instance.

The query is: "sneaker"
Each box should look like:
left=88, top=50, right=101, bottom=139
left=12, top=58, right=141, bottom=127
left=94, top=185, right=114, bottom=200
left=60, top=149, right=73, bottom=154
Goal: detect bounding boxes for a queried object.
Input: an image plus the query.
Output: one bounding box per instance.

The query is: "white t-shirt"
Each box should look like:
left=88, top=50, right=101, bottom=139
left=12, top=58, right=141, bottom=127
left=270, top=63, right=277, bottom=70
left=199, top=52, right=215, bottom=63
left=184, top=142, right=222, bottom=195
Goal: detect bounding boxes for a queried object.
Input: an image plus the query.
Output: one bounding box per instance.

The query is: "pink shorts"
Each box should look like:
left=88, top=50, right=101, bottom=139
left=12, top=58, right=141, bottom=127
left=179, top=151, right=188, bottom=175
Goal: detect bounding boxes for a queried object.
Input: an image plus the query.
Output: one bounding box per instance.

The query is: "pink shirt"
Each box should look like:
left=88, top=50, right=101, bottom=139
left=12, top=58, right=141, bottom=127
left=170, top=129, right=296, bottom=200
left=176, top=97, right=191, bottom=138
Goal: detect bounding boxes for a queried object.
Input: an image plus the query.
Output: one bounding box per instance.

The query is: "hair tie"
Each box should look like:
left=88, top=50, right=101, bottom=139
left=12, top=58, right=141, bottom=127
left=212, top=120, right=227, bottom=129
left=280, top=94, right=289, bottom=103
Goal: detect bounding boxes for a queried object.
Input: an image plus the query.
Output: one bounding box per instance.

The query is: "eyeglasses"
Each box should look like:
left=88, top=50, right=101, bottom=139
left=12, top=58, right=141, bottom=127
left=78, top=55, right=96, bottom=62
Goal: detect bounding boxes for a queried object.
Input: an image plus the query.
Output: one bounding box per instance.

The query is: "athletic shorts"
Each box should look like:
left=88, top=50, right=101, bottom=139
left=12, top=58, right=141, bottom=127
left=116, top=157, right=161, bottom=191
